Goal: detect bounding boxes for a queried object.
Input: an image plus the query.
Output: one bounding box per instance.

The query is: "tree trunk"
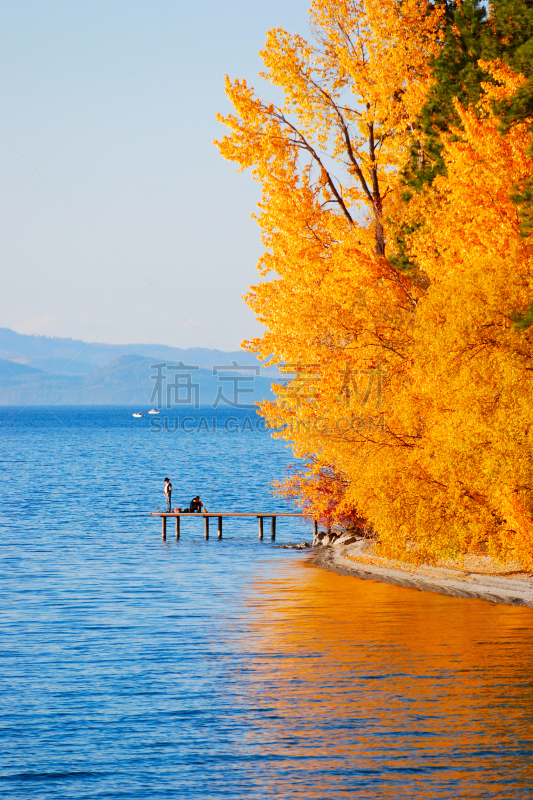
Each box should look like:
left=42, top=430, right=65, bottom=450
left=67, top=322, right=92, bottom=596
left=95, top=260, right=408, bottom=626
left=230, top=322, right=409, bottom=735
left=374, top=211, right=385, bottom=256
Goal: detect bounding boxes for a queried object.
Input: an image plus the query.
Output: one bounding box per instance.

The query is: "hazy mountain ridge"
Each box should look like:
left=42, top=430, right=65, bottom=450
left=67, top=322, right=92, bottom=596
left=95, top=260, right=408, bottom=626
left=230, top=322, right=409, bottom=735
left=0, top=328, right=274, bottom=374
left=0, top=330, right=279, bottom=406
left=0, top=359, right=44, bottom=377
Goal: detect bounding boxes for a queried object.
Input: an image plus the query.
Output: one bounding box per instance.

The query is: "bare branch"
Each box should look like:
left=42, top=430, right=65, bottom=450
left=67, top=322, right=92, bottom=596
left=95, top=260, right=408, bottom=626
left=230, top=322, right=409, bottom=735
left=269, top=106, right=355, bottom=226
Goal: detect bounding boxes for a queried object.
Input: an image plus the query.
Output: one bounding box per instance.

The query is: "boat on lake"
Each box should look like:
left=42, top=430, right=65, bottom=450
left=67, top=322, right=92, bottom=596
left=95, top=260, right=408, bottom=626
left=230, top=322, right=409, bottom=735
left=148, top=409, right=160, bottom=415
left=132, top=412, right=144, bottom=418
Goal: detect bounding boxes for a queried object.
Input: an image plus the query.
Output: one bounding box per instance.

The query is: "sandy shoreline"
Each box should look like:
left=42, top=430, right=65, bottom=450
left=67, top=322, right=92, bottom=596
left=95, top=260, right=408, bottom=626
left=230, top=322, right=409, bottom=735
left=312, top=540, right=533, bottom=607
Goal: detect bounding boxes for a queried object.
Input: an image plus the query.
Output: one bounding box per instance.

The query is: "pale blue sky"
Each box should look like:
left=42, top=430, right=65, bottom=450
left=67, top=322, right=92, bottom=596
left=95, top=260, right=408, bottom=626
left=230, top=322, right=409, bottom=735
left=0, top=0, right=309, bottom=350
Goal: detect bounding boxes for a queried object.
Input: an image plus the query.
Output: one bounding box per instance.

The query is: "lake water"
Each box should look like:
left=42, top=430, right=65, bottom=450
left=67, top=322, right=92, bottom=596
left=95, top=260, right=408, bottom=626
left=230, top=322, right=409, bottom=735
left=1, top=406, right=533, bottom=799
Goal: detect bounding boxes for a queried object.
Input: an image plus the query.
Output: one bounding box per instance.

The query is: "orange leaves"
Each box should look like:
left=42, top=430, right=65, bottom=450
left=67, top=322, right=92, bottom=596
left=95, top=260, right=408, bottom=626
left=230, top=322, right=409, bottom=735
left=406, top=81, right=533, bottom=288
left=216, top=0, right=533, bottom=567
left=394, top=75, right=533, bottom=566
left=308, top=0, right=442, bottom=118
left=215, top=0, right=442, bottom=255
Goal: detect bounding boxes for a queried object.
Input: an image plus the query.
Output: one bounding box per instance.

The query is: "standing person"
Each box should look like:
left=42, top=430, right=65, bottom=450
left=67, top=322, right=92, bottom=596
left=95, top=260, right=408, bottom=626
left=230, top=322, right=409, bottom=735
left=164, top=477, right=172, bottom=512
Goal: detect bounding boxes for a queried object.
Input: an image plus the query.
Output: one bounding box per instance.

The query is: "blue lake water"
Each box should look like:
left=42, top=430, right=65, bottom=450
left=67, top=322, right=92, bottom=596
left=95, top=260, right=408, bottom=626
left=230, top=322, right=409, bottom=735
left=1, top=406, right=533, bottom=799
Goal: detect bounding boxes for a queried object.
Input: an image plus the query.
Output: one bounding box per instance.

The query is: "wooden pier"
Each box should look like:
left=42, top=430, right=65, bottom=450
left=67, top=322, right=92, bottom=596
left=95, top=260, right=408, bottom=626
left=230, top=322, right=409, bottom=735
left=150, top=511, right=315, bottom=541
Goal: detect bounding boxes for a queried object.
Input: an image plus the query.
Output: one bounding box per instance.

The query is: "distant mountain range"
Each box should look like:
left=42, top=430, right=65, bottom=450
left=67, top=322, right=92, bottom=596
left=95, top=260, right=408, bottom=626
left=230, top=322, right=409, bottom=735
left=0, top=329, right=280, bottom=406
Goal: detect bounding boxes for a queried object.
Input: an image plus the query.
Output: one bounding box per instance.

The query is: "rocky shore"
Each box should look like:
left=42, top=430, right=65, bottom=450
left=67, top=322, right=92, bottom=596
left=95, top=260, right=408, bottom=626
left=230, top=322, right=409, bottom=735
left=311, top=529, right=533, bottom=608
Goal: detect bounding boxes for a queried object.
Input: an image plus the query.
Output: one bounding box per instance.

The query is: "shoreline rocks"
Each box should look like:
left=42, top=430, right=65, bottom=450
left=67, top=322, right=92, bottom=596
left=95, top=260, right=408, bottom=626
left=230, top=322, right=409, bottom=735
left=279, top=542, right=313, bottom=550
left=311, top=538, right=533, bottom=608
left=312, top=527, right=364, bottom=548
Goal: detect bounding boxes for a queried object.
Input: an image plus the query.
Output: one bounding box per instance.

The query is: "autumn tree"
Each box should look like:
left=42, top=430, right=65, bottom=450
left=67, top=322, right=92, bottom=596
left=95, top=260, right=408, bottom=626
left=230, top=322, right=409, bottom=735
left=216, top=0, right=442, bottom=528
left=217, top=0, right=533, bottom=566
left=399, top=65, right=533, bottom=564
left=217, top=0, right=442, bottom=257
left=404, top=0, right=533, bottom=194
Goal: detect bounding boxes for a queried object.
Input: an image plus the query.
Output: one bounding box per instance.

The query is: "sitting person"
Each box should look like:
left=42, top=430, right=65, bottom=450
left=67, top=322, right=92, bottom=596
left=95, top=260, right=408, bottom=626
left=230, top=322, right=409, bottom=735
left=189, top=496, right=202, bottom=513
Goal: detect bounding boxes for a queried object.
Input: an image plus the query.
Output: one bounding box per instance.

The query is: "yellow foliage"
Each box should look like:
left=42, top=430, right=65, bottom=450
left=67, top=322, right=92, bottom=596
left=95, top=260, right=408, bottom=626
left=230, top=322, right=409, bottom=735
left=398, top=69, right=533, bottom=565
left=217, top=0, right=443, bottom=255
left=216, top=3, right=533, bottom=567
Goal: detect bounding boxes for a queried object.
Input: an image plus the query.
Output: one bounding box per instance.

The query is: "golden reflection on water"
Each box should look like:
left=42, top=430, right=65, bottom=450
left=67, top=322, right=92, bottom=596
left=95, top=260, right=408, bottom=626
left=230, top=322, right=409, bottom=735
left=237, top=559, right=533, bottom=799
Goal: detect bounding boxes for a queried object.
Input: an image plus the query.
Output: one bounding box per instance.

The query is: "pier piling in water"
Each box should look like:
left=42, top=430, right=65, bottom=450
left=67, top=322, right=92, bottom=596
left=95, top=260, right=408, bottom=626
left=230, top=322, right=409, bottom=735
left=151, top=511, right=308, bottom=542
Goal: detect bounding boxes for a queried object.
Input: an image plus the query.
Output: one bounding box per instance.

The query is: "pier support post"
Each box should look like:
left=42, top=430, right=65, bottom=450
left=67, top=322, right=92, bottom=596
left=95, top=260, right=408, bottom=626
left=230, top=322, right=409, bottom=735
left=162, top=515, right=167, bottom=541
left=258, top=516, right=264, bottom=540
left=204, top=515, right=209, bottom=540
left=271, top=516, right=276, bottom=541
left=175, top=515, right=180, bottom=540
left=217, top=516, right=222, bottom=540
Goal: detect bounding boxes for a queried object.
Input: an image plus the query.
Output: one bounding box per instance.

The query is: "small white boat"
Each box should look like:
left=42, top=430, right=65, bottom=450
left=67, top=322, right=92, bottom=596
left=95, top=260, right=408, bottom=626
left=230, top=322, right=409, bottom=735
left=148, top=408, right=160, bottom=415
left=132, top=412, right=144, bottom=418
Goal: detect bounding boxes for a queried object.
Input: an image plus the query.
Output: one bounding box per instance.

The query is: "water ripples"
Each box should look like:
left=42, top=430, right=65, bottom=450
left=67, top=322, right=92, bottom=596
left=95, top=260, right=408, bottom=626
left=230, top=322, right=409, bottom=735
left=0, top=407, right=532, bottom=798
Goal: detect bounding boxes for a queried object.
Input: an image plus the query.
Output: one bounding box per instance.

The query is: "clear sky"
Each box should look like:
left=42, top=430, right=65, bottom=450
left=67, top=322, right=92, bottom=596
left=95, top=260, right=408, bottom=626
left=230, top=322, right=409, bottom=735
left=0, top=0, right=309, bottom=350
